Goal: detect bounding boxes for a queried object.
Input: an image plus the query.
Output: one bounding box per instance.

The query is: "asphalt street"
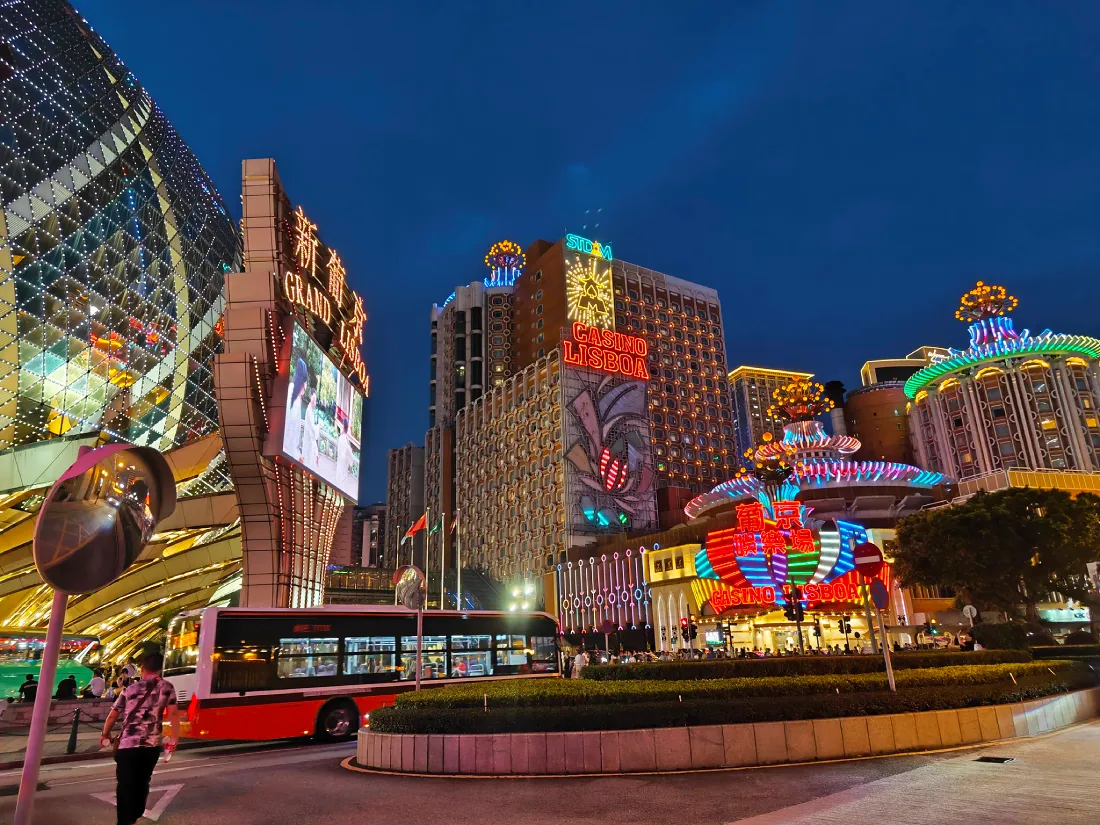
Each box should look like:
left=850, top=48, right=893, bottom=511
left=0, top=723, right=1094, bottom=825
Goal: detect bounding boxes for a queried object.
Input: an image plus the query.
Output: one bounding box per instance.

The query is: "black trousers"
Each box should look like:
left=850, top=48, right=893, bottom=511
left=114, top=746, right=161, bottom=825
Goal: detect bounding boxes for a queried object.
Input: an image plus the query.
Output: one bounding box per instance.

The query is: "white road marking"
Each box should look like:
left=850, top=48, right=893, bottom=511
left=90, top=784, right=183, bottom=822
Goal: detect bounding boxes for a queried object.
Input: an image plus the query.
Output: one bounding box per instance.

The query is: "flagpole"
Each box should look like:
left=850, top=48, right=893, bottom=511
left=439, top=512, right=445, bottom=611
left=423, top=506, right=430, bottom=608
left=456, top=508, right=462, bottom=611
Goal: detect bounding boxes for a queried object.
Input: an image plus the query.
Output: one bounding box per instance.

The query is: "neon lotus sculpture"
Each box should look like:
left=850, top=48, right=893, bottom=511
left=686, top=379, right=946, bottom=519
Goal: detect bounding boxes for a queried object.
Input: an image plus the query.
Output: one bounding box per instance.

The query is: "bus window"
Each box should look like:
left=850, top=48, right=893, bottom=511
left=165, top=616, right=201, bottom=674
left=343, top=637, right=397, bottom=677
left=212, top=644, right=275, bottom=693
left=277, top=638, right=339, bottom=678
left=449, top=635, right=492, bottom=678
left=399, top=636, right=446, bottom=680
left=531, top=636, right=558, bottom=672
left=494, top=635, right=528, bottom=673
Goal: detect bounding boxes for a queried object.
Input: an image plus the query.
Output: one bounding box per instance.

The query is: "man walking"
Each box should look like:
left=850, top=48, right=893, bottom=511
left=99, top=652, right=179, bottom=825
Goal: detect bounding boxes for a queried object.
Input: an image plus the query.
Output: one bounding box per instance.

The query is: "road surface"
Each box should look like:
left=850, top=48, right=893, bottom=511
left=0, top=721, right=1096, bottom=825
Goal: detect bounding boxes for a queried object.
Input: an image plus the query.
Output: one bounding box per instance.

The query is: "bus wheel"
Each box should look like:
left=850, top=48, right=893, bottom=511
left=315, top=699, right=360, bottom=742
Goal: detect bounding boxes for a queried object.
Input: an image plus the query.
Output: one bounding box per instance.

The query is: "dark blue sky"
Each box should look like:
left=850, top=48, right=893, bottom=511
left=81, top=1, right=1100, bottom=502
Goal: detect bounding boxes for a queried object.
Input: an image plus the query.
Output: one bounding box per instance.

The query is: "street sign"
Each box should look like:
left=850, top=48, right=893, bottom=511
left=962, top=604, right=978, bottom=619
left=852, top=542, right=885, bottom=578
left=601, top=619, right=615, bottom=635
left=870, top=579, right=889, bottom=611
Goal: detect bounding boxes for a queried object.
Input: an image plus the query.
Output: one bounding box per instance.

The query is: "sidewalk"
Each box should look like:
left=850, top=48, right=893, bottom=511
left=0, top=728, right=105, bottom=764
left=730, top=720, right=1100, bottom=825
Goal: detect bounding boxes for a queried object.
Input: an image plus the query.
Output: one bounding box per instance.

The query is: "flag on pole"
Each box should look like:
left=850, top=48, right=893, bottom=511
left=428, top=514, right=444, bottom=535
left=449, top=512, right=458, bottom=534
left=402, top=512, right=427, bottom=543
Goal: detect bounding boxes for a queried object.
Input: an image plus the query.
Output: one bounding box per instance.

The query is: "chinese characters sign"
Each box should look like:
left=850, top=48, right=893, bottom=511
left=708, top=501, right=815, bottom=561
left=282, top=205, right=368, bottom=391
left=562, top=321, right=650, bottom=380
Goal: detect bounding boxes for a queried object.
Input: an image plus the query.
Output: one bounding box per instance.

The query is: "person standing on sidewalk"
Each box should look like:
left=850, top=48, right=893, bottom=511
left=98, top=652, right=179, bottom=825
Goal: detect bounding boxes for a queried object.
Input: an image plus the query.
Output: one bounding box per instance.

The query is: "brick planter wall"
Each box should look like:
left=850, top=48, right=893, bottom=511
left=356, top=686, right=1100, bottom=776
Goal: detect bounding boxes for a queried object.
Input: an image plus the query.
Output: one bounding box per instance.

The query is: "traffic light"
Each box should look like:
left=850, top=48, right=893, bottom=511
left=680, top=617, right=689, bottom=642
left=689, top=620, right=698, bottom=641
left=841, top=615, right=852, bottom=634
left=812, top=625, right=821, bottom=637
left=923, top=620, right=932, bottom=635
left=783, top=586, right=805, bottom=623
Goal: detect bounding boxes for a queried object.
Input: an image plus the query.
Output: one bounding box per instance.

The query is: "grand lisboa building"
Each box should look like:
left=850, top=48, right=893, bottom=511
left=907, top=282, right=1100, bottom=483
left=0, top=2, right=244, bottom=657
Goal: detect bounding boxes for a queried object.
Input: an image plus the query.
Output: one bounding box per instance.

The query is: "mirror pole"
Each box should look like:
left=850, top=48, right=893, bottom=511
left=14, top=589, right=69, bottom=825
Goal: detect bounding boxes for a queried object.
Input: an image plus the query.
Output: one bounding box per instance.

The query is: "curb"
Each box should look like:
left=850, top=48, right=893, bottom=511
left=339, top=717, right=1099, bottom=779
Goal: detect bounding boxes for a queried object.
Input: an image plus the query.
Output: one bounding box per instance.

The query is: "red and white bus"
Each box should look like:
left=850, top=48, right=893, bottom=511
left=163, top=605, right=560, bottom=741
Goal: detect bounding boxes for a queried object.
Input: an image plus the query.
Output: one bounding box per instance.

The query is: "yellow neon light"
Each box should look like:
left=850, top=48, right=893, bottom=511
left=565, top=254, right=614, bottom=330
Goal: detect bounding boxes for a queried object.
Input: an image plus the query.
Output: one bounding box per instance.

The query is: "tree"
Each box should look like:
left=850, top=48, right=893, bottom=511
left=893, top=488, right=1100, bottom=626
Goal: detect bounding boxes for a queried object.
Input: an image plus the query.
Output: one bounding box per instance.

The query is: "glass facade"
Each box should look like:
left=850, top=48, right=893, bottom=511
left=0, top=1, right=241, bottom=457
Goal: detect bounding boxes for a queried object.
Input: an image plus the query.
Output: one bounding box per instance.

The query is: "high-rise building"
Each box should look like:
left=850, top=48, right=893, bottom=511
left=456, top=352, right=564, bottom=582
left=517, top=237, right=733, bottom=494
left=907, top=282, right=1100, bottom=480
left=350, top=503, right=386, bottom=567
left=844, top=383, right=914, bottom=464
left=0, top=5, right=369, bottom=647
left=0, top=1, right=245, bottom=650
left=429, top=243, right=520, bottom=427
left=421, top=242, right=524, bottom=589
left=860, top=346, right=948, bottom=386
left=728, top=366, right=814, bottom=459
left=384, top=443, right=424, bottom=568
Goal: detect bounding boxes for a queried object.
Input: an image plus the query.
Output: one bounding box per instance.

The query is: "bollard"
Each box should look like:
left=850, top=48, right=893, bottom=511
left=66, top=708, right=80, bottom=755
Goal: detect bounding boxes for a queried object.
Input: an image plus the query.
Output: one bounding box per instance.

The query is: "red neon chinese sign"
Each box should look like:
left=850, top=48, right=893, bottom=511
left=562, top=321, right=650, bottom=380
left=709, top=502, right=816, bottom=559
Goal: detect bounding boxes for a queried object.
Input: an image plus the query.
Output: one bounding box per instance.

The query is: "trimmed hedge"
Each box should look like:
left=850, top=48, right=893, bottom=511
left=392, top=661, right=1073, bottom=710
left=369, top=669, right=1096, bottom=735
left=1032, top=644, right=1100, bottom=659
left=970, top=622, right=1029, bottom=650
left=581, top=649, right=1031, bottom=681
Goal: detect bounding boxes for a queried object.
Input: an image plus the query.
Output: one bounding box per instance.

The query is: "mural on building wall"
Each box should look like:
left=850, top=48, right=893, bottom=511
left=562, top=367, right=658, bottom=537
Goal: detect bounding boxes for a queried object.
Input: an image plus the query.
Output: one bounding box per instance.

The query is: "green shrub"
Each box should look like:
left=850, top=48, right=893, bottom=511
left=370, top=669, right=1095, bottom=735
left=1031, top=644, right=1100, bottom=658
left=1062, top=630, right=1097, bottom=645
left=970, top=622, right=1029, bottom=650
left=392, top=661, right=1074, bottom=710
left=581, top=649, right=1030, bottom=681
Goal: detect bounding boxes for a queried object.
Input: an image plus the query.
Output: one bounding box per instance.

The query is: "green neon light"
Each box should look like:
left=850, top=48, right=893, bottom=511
left=564, top=233, right=613, bottom=260
left=904, top=333, right=1100, bottom=397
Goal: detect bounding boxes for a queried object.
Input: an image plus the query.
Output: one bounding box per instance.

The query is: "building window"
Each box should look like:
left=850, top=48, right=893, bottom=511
left=535, top=270, right=542, bottom=281
left=536, top=318, right=544, bottom=329
left=536, top=304, right=543, bottom=315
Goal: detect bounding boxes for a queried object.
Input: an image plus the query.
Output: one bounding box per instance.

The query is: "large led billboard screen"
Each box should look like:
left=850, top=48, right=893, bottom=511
left=280, top=324, right=363, bottom=499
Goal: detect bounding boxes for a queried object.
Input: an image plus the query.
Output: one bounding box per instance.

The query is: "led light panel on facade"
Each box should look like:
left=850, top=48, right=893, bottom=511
left=271, top=323, right=363, bottom=500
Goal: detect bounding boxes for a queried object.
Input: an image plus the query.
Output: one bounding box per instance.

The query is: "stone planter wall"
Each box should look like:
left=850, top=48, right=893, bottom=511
left=0, top=698, right=113, bottom=729
left=356, top=686, right=1100, bottom=775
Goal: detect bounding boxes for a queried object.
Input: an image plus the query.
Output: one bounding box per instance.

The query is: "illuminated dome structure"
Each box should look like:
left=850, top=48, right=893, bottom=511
left=906, top=282, right=1100, bottom=480
left=0, top=2, right=243, bottom=656
left=687, top=380, right=945, bottom=519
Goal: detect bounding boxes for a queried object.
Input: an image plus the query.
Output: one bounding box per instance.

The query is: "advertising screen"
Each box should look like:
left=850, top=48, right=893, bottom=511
left=281, top=323, right=363, bottom=499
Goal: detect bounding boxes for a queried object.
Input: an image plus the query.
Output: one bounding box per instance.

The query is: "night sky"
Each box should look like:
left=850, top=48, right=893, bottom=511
left=79, top=1, right=1100, bottom=503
